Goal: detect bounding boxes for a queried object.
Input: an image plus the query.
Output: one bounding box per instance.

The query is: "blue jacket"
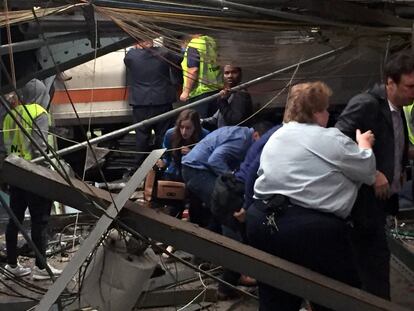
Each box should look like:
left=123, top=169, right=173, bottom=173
left=182, top=126, right=254, bottom=176
left=162, top=127, right=210, bottom=178
left=235, top=125, right=282, bottom=209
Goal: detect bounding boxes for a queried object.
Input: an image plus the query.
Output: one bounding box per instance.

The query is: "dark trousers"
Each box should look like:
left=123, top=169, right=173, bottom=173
left=181, top=165, right=221, bottom=233
left=189, top=90, right=219, bottom=118
left=246, top=201, right=359, bottom=311
left=219, top=225, right=244, bottom=294
left=350, top=225, right=390, bottom=299
left=132, top=104, right=173, bottom=165
left=350, top=191, right=391, bottom=300
left=6, top=186, right=52, bottom=269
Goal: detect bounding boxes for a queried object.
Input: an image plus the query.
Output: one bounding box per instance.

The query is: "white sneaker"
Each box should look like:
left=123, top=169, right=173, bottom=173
left=4, top=263, right=31, bottom=277
left=161, top=245, right=175, bottom=258
left=32, top=265, right=62, bottom=280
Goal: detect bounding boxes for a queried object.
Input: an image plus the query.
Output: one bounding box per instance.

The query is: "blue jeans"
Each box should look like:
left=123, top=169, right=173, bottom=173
left=181, top=165, right=221, bottom=233
left=246, top=200, right=359, bottom=311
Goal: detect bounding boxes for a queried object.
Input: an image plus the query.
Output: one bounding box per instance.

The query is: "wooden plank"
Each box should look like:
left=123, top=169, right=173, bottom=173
left=0, top=155, right=410, bottom=311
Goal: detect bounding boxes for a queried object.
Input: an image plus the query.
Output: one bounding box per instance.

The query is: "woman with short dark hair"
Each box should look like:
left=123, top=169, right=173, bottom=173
left=246, top=81, right=376, bottom=311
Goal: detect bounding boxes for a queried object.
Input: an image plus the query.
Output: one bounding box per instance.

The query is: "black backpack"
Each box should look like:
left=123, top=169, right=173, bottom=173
left=210, top=173, right=245, bottom=231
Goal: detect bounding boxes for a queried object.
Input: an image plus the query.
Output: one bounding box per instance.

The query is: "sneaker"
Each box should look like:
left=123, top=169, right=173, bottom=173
left=32, top=265, right=62, bottom=280
left=161, top=245, right=175, bottom=258
left=4, top=263, right=31, bottom=277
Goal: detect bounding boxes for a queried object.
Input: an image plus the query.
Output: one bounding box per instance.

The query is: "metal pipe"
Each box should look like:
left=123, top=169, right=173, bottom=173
left=21, top=20, right=126, bottom=35
left=34, top=149, right=165, bottom=311
left=32, top=44, right=349, bottom=163
left=200, top=0, right=412, bottom=33
left=0, top=32, right=89, bottom=55
left=0, top=31, right=127, bottom=55
left=0, top=36, right=135, bottom=94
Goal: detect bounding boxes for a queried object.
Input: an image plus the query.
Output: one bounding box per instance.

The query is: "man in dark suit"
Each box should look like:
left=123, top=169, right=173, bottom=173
left=336, top=51, right=414, bottom=299
left=124, top=39, right=181, bottom=165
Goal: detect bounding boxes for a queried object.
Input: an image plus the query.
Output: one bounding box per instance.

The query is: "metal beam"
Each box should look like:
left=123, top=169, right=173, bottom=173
left=0, top=36, right=134, bottom=93
left=0, top=212, right=95, bottom=233
left=136, top=288, right=217, bottom=308
left=388, top=236, right=414, bottom=275
left=0, top=156, right=410, bottom=311
left=34, top=149, right=165, bottom=311
left=201, top=0, right=412, bottom=33
left=32, top=45, right=350, bottom=163
left=287, top=0, right=411, bottom=28
left=0, top=31, right=124, bottom=56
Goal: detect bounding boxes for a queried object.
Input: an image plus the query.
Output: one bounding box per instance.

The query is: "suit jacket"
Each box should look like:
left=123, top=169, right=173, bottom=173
left=335, top=84, right=408, bottom=229
left=124, top=47, right=179, bottom=107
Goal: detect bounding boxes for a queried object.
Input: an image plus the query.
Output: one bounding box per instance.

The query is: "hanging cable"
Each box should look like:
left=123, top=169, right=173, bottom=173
left=31, top=7, right=121, bottom=214
left=3, top=0, right=16, bottom=88
left=32, top=44, right=350, bottom=163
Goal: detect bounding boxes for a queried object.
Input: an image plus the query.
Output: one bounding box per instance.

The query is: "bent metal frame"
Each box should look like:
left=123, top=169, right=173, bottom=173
left=0, top=155, right=410, bottom=311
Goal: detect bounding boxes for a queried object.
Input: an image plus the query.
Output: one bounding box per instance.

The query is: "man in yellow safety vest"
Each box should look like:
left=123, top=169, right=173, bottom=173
left=180, top=34, right=223, bottom=117
left=2, top=91, right=62, bottom=280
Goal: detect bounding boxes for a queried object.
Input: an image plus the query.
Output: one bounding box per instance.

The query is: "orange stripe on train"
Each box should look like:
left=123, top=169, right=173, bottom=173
left=52, top=87, right=128, bottom=104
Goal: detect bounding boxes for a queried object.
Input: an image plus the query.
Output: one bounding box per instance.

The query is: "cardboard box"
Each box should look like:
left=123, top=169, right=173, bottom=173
left=156, top=181, right=186, bottom=200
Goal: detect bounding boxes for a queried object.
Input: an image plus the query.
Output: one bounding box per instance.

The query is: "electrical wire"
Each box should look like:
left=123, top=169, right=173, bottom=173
left=0, top=57, right=77, bottom=184
left=0, top=4, right=87, bottom=27
left=0, top=3, right=392, bottom=310
left=3, top=0, right=16, bottom=88
left=30, top=8, right=121, bottom=215
left=114, top=217, right=258, bottom=300
left=83, top=7, right=100, bottom=181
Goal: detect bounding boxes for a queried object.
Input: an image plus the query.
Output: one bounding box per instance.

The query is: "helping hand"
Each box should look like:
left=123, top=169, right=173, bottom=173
left=374, top=171, right=390, bottom=200
left=356, top=129, right=375, bottom=149
left=233, top=208, right=246, bottom=223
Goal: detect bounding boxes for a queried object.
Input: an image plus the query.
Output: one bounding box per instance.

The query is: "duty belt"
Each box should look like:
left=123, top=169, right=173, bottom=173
left=261, top=194, right=290, bottom=233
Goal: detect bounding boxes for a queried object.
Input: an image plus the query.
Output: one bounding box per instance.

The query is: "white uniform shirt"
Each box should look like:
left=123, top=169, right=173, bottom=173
left=254, top=122, right=376, bottom=218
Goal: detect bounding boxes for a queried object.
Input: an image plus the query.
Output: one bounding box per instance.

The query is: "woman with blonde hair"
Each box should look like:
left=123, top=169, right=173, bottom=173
left=246, top=81, right=376, bottom=311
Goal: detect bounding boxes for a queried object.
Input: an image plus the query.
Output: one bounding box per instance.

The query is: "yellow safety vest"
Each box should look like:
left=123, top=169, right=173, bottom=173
left=181, top=35, right=222, bottom=98
left=3, top=103, right=48, bottom=161
left=403, top=103, right=414, bottom=145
